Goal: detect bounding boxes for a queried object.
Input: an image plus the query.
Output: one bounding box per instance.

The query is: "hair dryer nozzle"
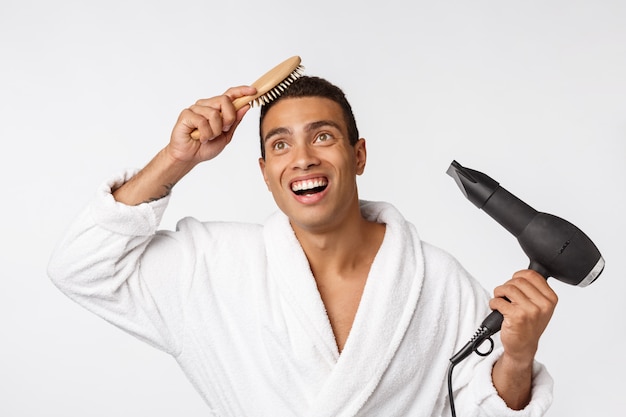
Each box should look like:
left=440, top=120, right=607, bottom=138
left=446, top=160, right=499, bottom=209
left=447, top=160, right=538, bottom=238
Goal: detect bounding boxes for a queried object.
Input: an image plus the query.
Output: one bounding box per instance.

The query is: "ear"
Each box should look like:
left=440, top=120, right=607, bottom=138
left=258, top=157, right=271, bottom=190
left=354, top=138, right=367, bottom=175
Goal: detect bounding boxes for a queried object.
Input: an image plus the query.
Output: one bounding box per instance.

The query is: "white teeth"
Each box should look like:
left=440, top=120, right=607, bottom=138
left=291, top=178, right=328, bottom=192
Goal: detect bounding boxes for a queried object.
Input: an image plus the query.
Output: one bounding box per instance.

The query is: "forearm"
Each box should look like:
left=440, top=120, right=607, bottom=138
left=113, top=147, right=196, bottom=206
left=492, top=354, right=533, bottom=410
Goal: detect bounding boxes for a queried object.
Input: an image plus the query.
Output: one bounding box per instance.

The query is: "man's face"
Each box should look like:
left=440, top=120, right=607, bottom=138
left=259, top=97, right=366, bottom=234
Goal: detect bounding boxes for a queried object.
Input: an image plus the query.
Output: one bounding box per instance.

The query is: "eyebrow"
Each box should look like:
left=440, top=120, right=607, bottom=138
left=263, top=127, right=292, bottom=143
left=263, top=120, right=342, bottom=143
left=305, top=120, right=342, bottom=133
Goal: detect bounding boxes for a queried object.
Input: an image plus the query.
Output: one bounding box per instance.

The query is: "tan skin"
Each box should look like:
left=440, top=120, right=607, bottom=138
left=112, top=86, right=558, bottom=410
left=259, top=97, right=385, bottom=351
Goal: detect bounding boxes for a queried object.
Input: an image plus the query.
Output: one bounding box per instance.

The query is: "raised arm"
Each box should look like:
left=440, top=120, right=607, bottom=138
left=113, top=85, right=257, bottom=206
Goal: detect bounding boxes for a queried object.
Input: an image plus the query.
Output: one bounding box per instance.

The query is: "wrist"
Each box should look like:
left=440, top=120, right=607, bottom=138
left=492, top=354, right=534, bottom=410
left=161, top=145, right=198, bottom=173
left=112, top=148, right=195, bottom=206
left=497, top=351, right=534, bottom=375
left=150, top=148, right=196, bottom=193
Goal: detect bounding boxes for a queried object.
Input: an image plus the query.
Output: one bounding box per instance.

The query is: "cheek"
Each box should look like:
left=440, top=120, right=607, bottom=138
left=340, top=154, right=361, bottom=176
left=264, top=167, right=282, bottom=191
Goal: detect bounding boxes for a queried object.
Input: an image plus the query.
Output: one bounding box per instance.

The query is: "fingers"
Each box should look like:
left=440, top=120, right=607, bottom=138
left=190, top=95, right=237, bottom=142
left=175, top=86, right=257, bottom=143
left=222, top=85, right=257, bottom=104
left=491, top=270, right=558, bottom=316
left=490, top=270, right=558, bottom=361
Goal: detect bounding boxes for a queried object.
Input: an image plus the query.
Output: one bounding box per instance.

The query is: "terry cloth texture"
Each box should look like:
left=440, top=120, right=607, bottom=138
left=48, top=169, right=553, bottom=417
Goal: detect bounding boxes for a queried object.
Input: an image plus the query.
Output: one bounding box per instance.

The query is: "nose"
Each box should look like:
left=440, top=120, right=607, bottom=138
left=292, top=143, right=320, bottom=170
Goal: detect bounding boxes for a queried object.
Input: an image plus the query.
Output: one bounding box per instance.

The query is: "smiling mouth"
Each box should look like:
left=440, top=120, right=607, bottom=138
left=291, top=177, right=328, bottom=196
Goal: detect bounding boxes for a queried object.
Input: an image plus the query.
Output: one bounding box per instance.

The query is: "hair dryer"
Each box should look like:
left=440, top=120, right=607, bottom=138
left=446, top=160, right=604, bottom=365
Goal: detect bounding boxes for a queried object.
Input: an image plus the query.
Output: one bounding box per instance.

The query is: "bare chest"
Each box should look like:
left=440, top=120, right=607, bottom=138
left=316, top=275, right=367, bottom=353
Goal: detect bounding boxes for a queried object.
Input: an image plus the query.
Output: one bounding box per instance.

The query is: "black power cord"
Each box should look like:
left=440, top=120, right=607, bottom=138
left=447, top=327, right=495, bottom=417
left=447, top=361, right=459, bottom=417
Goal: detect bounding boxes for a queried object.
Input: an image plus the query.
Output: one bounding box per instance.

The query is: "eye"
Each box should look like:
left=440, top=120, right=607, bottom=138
left=272, top=140, right=288, bottom=152
left=314, top=132, right=333, bottom=143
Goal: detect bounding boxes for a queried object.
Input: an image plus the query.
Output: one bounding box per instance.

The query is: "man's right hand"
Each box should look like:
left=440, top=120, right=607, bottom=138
left=166, top=85, right=257, bottom=165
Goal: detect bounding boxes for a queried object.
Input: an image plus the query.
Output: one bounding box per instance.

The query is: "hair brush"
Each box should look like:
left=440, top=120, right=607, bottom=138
left=190, top=55, right=304, bottom=140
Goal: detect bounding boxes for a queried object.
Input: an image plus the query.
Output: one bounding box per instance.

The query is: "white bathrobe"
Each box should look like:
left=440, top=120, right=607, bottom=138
left=48, top=170, right=553, bottom=417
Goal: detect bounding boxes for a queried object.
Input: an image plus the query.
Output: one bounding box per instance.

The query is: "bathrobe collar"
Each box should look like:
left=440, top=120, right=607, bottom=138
left=263, top=200, right=425, bottom=416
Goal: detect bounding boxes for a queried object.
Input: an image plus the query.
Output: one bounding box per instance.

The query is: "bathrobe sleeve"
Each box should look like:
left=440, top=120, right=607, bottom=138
left=457, top=346, right=553, bottom=417
left=48, top=169, right=190, bottom=355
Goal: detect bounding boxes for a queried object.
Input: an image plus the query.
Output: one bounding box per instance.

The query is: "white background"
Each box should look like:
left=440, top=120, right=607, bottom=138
left=2, top=0, right=625, bottom=415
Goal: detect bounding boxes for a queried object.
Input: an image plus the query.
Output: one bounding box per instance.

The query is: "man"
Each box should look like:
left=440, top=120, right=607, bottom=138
left=49, top=76, right=556, bottom=416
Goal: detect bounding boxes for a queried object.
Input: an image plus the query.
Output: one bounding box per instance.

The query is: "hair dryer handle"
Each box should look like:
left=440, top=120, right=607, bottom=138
left=528, top=260, right=550, bottom=279
left=480, top=309, right=504, bottom=334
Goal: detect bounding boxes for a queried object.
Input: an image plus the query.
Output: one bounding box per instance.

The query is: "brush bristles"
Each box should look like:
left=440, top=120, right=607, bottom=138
left=251, top=65, right=305, bottom=107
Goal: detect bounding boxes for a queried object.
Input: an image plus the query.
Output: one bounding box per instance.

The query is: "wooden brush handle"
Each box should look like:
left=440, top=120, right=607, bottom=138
left=189, top=56, right=301, bottom=141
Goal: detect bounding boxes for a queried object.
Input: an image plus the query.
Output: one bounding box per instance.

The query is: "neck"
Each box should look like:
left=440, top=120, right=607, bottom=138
left=292, top=207, right=385, bottom=278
